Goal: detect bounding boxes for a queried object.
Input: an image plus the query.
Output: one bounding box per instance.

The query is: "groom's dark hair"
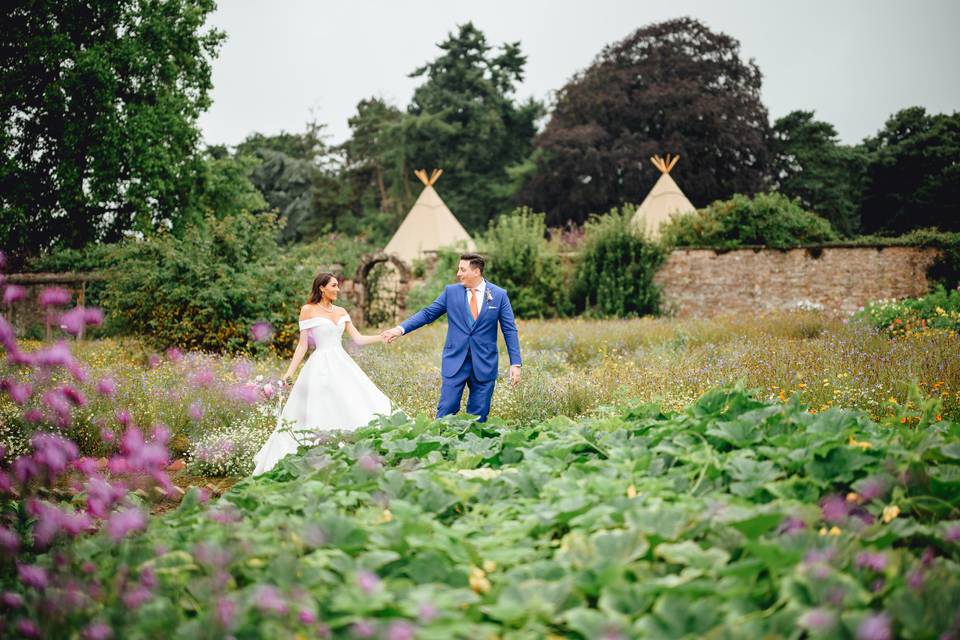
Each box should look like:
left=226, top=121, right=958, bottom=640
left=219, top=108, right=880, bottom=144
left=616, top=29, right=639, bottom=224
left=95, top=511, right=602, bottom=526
left=460, top=253, right=485, bottom=274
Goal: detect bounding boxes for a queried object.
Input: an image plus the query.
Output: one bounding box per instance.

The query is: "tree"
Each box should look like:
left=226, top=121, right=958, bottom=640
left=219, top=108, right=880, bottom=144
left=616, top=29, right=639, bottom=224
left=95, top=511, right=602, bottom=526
left=771, top=111, right=867, bottom=236
left=0, top=0, right=224, bottom=268
left=401, top=22, right=542, bottom=231
left=860, top=107, right=960, bottom=234
left=520, top=17, right=771, bottom=227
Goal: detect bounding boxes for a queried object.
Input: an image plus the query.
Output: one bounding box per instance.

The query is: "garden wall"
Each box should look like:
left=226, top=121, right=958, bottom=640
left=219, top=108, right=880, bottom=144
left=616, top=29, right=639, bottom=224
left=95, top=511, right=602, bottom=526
left=654, top=246, right=941, bottom=317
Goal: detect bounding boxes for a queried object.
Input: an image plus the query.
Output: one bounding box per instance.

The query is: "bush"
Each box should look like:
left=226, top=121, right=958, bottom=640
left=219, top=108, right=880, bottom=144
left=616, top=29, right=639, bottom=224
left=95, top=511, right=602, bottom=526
left=480, top=208, right=571, bottom=318
left=660, top=192, right=838, bottom=249
left=854, top=285, right=960, bottom=337
left=100, top=212, right=326, bottom=354
left=572, top=207, right=666, bottom=317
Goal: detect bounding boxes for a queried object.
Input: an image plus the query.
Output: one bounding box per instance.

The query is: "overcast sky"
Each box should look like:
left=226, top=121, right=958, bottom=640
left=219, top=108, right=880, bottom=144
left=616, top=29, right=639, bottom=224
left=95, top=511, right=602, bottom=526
left=198, top=0, right=960, bottom=149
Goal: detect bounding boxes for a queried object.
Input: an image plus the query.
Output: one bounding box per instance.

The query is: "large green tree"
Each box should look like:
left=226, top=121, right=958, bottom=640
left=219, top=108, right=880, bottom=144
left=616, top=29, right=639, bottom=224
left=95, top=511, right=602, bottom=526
left=860, top=107, right=960, bottom=234
left=771, top=111, right=867, bottom=236
left=401, top=22, right=542, bottom=231
left=0, top=0, right=224, bottom=267
left=520, top=17, right=772, bottom=227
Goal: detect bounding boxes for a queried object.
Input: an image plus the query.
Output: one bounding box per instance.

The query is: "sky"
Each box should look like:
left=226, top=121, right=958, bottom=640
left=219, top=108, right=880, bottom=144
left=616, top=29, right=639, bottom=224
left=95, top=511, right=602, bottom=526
left=197, top=0, right=960, bottom=149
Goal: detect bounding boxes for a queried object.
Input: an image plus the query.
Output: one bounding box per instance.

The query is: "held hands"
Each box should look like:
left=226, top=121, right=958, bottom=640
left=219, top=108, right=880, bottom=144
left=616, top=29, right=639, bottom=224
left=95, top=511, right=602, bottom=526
left=380, top=327, right=403, bottom=344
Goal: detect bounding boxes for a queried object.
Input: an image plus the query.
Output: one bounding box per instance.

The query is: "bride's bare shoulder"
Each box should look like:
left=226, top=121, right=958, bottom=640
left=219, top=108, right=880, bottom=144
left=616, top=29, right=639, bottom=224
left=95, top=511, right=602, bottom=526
left=299, top=304, right=314, bottom=320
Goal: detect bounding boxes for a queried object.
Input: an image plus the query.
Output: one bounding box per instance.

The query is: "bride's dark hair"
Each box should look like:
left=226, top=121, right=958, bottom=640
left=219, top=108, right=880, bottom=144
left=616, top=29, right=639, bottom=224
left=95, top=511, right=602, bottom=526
left=308, top=272, right=337, bottom=304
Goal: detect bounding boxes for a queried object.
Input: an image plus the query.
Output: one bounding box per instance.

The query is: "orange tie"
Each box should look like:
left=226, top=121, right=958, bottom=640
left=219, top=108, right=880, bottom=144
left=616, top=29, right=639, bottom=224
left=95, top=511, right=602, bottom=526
left=469, top=288, right=479, bottom=320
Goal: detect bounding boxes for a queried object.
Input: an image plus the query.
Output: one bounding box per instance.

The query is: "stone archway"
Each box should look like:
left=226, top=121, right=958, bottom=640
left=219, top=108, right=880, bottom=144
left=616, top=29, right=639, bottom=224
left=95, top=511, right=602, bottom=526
left=354, top=253, right=412, bottom=326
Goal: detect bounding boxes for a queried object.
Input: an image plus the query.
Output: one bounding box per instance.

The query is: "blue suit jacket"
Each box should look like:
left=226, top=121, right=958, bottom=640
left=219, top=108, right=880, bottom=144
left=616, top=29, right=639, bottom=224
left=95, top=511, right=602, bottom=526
left=400, top=281, right=522, bottom=382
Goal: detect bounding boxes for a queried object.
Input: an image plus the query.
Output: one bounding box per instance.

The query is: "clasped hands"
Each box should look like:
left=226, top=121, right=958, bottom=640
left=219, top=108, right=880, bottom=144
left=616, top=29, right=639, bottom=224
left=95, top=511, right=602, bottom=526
left=377, top=328, right=521, bottom=386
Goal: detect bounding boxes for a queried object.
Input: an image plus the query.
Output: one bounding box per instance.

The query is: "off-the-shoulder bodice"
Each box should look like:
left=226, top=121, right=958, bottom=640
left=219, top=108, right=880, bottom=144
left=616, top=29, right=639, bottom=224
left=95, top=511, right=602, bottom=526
left=298, top=313, right=350, bottom=350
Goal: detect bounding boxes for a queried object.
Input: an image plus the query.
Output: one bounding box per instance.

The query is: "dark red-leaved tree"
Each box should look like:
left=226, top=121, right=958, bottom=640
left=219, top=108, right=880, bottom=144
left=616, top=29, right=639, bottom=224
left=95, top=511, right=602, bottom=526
left=520, top=17, right=772, bottom=226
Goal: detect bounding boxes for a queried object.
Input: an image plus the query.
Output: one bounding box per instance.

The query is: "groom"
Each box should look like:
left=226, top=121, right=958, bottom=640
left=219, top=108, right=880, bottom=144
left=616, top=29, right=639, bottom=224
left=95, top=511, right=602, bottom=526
left=381, top=253, right=521, bottom=422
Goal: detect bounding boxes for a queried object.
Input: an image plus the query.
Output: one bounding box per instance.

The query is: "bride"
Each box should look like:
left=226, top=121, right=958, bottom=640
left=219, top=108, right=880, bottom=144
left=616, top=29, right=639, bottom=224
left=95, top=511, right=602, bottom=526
left=252, top=272, right=393, bottom=475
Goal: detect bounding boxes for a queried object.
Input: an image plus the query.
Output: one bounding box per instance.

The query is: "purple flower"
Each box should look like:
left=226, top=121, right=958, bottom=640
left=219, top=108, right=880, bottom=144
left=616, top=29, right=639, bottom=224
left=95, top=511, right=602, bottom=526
left=59, top=307, right=89, bottom=335
left=351, top=621, right=377, bottom=638
left=194, top=542, right=231, bottom=569
left=191, top=368, right=215, bottom=387
left=38, top=287, right=71, bottom=307
left=216, top=597, right=236, bottom=628
left=907, top=568, right=924, bottom=590
left=854, top=552, right=887, bottom=572
left=23, top=408, right=43, bottom=423
left=945, top=525, right=960, bottom=543
left=187, top=401, right=204, bottom=422
left=0, top=316, right=15, bottom=349
left=1, top=591, right=24, bottom=608
left=17, top=564, right=49, bottom=590
left=33, top=341, right=74, bottom=368
left=387, top=621, right=416, bottom=640
left=298, top=609, right=317, bottom=624
left=32, top=433, right=80, bottom=476
left=0, top=526, right=19, bottom=554
left=356, top=570, right=380, bottom=594
left=3, top=285, right=26, bottom=305
left=251, top=322, right=274, bottom=343
left=148, top=354, right=160, bottom=368
left=83, top=623, right=113, bottom=640
left=165, top=347, right=183, bottom=362
left=61, top=385, right=87, bottom=406
left=83, top=307, right=104, bottom=327
left=253, top=585, right=287, bottom=615
left=4, top=380, right=32, bottom=405
left=105, top=508, right=146, bottom=541
left=122, top=586, right=152, bottom=609
left=418, top=602, right=438, bottom=623
left=857, top=613, right=892, bottom=640
left=207, top=504, right=242, bottom=525
left=857, top=476, right=888, bottom=502
left=228, top=384, right=259, bottom=405
left=96, top=377, right=116, bottom=397
left=357, top=454, right=383, bottom=474
left=16, top=619, right=41, bottom=638
left=233, top=361, right=252, bottom=379
left=820, top=495, right=849, bottom=524
left=778, top=516, right=806, bottom=536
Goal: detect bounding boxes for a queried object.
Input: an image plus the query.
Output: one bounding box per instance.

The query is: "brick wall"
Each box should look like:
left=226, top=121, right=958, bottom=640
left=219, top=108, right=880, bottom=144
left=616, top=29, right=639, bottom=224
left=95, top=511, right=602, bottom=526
left=653, top=246, right=940, bottom=318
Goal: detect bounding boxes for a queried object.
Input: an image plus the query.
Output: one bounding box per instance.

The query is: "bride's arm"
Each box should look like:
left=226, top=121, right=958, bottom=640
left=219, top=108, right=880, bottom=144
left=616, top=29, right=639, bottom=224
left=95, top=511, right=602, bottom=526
left=344, top=318, right=384, bottom=347
left=282, top=316, right=310, bottom=382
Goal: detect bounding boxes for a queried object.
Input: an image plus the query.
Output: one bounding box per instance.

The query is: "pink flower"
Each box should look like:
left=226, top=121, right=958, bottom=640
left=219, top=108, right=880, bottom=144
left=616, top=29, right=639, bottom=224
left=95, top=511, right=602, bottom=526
left=122, top=586, right=152, bottom=609
left=854, top=552, right=887, bottom=572
left=0, top=526, right=19, bottom=554
left=190, top=368, right=215, bottom=387
left=61, top=385, right=87, bottom=406
left=228, top=384, right=259, bottom=405
left=356, top=570, right=380, bottom=594
left=165, top=347, right=183, bottom=362
left=387, top=621, right=416, bottom=640
left=17, top=563, right=49, bottom=590
left=233, top=361, right=252, bottom=379
left=1, top=591, right=24, bottom=608
left=856, top=613, right=892, bottom=640
left=351, top=621, right=377, bottom=638
left=33, top=341, right=74, bottom=368
left=194, top=542, right=231, bottom=569
left=298, top=609, right=317, bottom=624
left=820, top=495, right=849, bottom=524
left=32, top=433, right=79, bottom=476
left=3, top=379, right=32, bottom=405
left=945, top=525, right=960, bottom=542
left=59, top=307, right=88, bottom=335
left=12, top=456, right=39, bottom=484
left=83, top=623, right=113, bottom=640
left=3, top=285, right=26, bottom=305
left=105, top=508, right=146, bottom=541
left=16, top=619, right=41, bottom=638
left=417, top=602, right=438, bottom=623
left=357, top=454, right=383, bottom=474
left=115, top=409, right=131, bottom=427
left=38, top=287, right=71, bottom=307
left=83, top=307, right=104, bottom=327
left=0, top=316, right=15, bottom=349
left=216, top=597, right=236, bottom=628
left=262, top=383, right=275, bottom=399
left=23, top=408, right=43, bottom=423
left=251, top=322, right=274, bottom=343
left=96, top=377, right=116, bottom=397
left=253, top=585, right=287, bottom=615
left=187, top=402, right=204, bottom=422
left=148, top=354, right=160, bottom=368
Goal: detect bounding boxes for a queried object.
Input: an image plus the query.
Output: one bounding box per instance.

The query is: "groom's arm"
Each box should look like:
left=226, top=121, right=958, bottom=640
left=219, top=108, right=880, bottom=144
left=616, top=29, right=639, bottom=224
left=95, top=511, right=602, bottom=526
left=498, top=291, right=522, bottom=368
left=397, top=287, right=449, bottom=336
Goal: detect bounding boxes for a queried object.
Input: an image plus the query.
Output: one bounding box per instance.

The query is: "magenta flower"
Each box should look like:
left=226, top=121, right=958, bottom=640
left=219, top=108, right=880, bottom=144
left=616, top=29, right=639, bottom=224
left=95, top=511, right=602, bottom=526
left=233, top=361, right=252, bottom=379
left=253, top=585, right=287, bottom=615
left=216, top=597, right=236, bottom=628
left=1, top=591, right=24, bottom=608
left=356, top=570, right=380, bottom=594
left=33, top=341, right=74, bottom=368
left=945, top=525, right=960, bottom=542
left=351, top=621, right=377, bottom=638
left=16, top=619, right=40, bottom=638
left=856, top=613, right=892, bottom=640
left=83, top=622, right=113, bottom=640
left=61, top=385, right=87, bottom=406
left=357, top=454, right=383, bottom=474
left=38, top=287, right=71, bottom=307
left=13, top=456, right=39, bottom=484
left=23, top=408, right=43, bottom=423
left=59, top=306, right=88, bottom=335
left=251, top=322, right=274, bottom=343
left=165, top=347, right=183, bottom=362
left=115, top=409, right=131, bottom=427
left=0, top=526, right=19, bottom=554
left=187, top=401, right=204, bottom=422
left=4, top=379, right=32, bottom=404
left=262, top=382, right=275, bottom=399
left=122, top=586, right=152, bottom=609
left=820, top=495, right=849, bottom=524
left=95, top=377, right=116, bottom=397
left=228, top=384, right=259, bottom=405
left=387, top=620, right=416, bottom=640
left=0, top=316, right=15, bottom=349
left=857, top=476, right=888, bottom=502
left=32, top=432, right=80, bottom=476
left=17, top=563, right=49, bottom=590
left=83, top=307, right=104, bottom=327
left=298, top=609, right=318, bottom=624
left=854, top=552, right=887, bottom=572
left=191, top=368, right=215, bottom=387
left=85, top=477, right=127, bottom=518
left=105, top=507, right=146, bottom=541
left=148, top=354, right=160, bottom=368
left=3, top=285, right=26, bottom=305
left=777, top=515, right=805, bottom=536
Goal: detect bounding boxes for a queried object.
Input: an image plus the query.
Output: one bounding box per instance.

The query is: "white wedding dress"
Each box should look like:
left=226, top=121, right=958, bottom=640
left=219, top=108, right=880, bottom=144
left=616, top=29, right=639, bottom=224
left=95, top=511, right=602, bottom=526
left=252, top=313, right=393, bottom=475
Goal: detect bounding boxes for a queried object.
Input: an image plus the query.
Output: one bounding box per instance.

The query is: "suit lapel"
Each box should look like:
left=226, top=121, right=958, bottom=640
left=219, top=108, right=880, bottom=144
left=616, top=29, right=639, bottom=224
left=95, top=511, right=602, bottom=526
left=469, top=284, right=493, bottom=334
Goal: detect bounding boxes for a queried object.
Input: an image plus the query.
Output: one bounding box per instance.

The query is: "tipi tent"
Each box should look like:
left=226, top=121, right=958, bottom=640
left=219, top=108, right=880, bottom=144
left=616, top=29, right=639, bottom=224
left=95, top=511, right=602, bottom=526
left=632, top=154, right=696, bottom=239
left=384, top=169, right=476, bottom=265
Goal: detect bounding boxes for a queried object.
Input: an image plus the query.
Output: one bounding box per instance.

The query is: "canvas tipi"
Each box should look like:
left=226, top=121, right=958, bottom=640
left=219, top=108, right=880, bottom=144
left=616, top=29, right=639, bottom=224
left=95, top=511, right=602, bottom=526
left=632, top=154, right=696, bottom=239
left=384, top=169, right=476, bottom=265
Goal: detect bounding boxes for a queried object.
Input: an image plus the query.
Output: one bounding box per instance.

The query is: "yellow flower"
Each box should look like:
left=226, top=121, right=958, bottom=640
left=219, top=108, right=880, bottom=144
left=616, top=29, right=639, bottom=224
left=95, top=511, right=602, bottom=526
left=482, top=560, right=498, bottom=573
left=627, top=484, right=637, bottom=499
left=469, top=566, right=491, bottom=594
left=848, top=436, right=871, bottom=450
left=378, top=509, right=393, bottom=524
left=882, top=505, right=900, bottom=523
left=846, top=492, right=862, bottom=504
left=828, top=526, right=841, bottom=536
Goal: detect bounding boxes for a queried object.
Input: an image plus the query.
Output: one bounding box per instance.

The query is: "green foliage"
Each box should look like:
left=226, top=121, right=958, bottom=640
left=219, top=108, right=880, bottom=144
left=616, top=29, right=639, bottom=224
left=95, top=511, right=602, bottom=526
left=854, top=285, right=960, bottom=337
left=0, top=0, right=225, bottom=268
left=860, top=107, right=960, bottom=235
left=21, top=386, right=960, bottom=636
left=193, top=151, right=268, bottom=219
left=772, top=110, right=868, bottom=236
left=660, top=192, right=838, bottom=249
left=480, top=208, right=571, bottom=318
left=522, top=17, right=772, bottom=227
left=98, top=212, right=365, bottom=354
left=402, top=22, right=543, bottom=231
left=573, top=208, right=666, bottom=317
left=404, top=250, right=462, bottom=312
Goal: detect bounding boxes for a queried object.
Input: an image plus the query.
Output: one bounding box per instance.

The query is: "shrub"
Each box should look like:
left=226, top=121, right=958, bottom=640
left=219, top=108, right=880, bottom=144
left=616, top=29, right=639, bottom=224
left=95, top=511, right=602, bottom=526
left=660, top=192, right=839, bottom=248
left=404, top=249, right=462, bottom=312
left=854, top=285, right=960, bottom=337
left=480, top=208, right=571, bottom=318
left=572, top=207, right=666, bottom=317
